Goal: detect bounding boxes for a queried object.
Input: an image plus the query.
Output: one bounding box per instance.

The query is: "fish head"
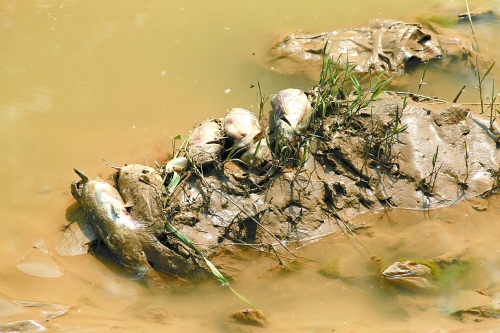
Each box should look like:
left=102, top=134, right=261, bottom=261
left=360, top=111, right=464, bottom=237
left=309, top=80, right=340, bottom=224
left=71, top=168, right=90, bottom=203
left=271, top=89, right=312, bottom=135
left=224, top=108, right=262, bottom=148
left=187, top=119, right=225, bottom=165
left=71, top=178, right=84, bottom=203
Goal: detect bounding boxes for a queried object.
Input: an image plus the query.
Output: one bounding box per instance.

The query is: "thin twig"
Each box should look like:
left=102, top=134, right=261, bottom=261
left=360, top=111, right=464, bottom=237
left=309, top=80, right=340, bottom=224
left=392, top=91, right=447, bottom=103
left=462, top=102, right=500, bottom=105
left=464, top=0, right=479, bottom=51
left=330, top=205, right=372, bottom=255
left=102, top=158, right=122, bottom=170
left=453, top=85, right=466, bottom=103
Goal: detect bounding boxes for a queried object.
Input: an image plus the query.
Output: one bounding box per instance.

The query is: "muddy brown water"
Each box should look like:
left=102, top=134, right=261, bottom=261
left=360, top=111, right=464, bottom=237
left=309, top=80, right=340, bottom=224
left=2, top=0, right=500, bottom=332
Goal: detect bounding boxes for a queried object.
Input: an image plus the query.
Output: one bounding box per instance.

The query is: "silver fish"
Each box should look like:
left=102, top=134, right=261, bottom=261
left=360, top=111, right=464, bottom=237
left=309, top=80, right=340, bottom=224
left=271, top=89, right=312, bottom=141
left=72, top=168, right=198, bottom=281
left=72, top=169, right=157, bottom=279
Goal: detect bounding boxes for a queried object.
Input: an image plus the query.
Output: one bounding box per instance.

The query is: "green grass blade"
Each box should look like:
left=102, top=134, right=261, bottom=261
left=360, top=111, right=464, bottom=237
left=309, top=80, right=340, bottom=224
left=481, top=61, right=496, bottom=84
left=167, top=171, right=181, bottom=193
left=251, top=139, right=262, bottom=163
left=202, top=257, right=227, bottom=283
left=165, top=222, right=199, bottom=253
left=165, top=222, right=254, bottom=307
left=432, top=145, right=439, bottom=168
left=228, top=286, right=254, bottom=308
left=371, top=77, right=393, bottom=99
left=464, top=0, right=479, bottom=51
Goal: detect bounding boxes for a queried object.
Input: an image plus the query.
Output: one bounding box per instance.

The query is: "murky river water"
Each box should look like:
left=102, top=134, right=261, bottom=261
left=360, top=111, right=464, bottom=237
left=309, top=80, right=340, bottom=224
left=2, top=0, right=500, bottom=332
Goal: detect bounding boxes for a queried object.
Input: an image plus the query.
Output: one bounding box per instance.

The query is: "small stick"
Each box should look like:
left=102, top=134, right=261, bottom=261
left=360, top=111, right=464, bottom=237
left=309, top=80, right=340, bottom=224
left=330, top=205, right=372, bottom=255
left=102, top=158, right=122, bottom=170
left=392, top=91, right=447, bottom=103
left=453, top=85, right=466, bottom=103
left=226, top=242, right=315, bottom=262
left=462, top=102, right=500, bottom=106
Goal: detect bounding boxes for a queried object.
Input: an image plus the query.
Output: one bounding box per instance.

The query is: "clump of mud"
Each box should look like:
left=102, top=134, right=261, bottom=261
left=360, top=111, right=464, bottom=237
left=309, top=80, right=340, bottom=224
left=66, top=56, right=500, bottom=290
left=166, top=95, right=500, bottom=261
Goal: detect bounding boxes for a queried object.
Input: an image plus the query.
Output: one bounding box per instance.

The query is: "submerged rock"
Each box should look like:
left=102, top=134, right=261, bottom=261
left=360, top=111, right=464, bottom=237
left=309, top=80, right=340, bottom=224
left=227, top=309, right=267, bottom=326
left=0, top=320, right=46, bottom=333
left=57, top=207, right=97, bottom=256
left=13, top=300, right=70, bottom=319
left=225, top=309, right=267, bottom=332
left=446, top=290, right=491, bottom=315
left=17, top=236, right=65, bottom=278
left=382, top=261, right=436, bottom=291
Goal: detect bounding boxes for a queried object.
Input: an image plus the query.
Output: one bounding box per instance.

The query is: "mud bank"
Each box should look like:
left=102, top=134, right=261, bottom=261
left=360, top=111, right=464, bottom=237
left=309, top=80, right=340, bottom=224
left=61, top=84, right=500, bottom=332
left=66, top=87, right=500, bottom=280
left=166, top=95, right=500, bottom=260
left=264, top=6, right=495, bottom=81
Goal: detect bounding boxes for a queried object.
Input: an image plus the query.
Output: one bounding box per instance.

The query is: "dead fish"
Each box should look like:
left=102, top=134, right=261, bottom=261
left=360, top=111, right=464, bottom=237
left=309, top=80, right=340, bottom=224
left=113, top=164, right=166, bottom=238
left=271, top=88, right=313, bottom=141
left=71, top=168, right=159, bottom=280
left=111, top=164, right=200, bottom=278
left=187, top=118, right=225, bottom=165
left=165, top=156, right=188, bottom=173
left=240, top=138, right=272, bottom=166
left=73, top=168, right=199, bottom=281
left=224, top=108, right=262, bottom=148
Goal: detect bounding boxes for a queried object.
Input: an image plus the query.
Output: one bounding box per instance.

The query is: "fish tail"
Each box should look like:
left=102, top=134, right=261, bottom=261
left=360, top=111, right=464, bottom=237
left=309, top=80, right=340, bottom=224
left=73, top=168, right=89, bottom=182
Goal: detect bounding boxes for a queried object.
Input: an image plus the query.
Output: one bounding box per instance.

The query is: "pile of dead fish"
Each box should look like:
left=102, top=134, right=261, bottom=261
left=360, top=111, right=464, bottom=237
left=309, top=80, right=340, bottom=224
left=70, top=88, right=313, bottom=283
left=182, top=87, right=312, bottom=168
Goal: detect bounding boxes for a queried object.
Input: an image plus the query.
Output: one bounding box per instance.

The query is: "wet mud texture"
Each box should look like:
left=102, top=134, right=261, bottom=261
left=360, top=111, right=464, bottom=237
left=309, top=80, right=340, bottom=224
left=266, top=17, right=493, bottom=80
left=167, top=95, right=500, bottom=259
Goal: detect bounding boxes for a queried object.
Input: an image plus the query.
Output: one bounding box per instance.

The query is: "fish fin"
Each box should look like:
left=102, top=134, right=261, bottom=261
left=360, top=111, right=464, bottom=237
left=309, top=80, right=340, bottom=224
left=73, top=168, right=89, bottom=182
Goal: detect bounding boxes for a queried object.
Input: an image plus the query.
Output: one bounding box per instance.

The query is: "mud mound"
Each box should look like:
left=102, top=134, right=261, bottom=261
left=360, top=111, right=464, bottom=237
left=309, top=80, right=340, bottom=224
left=166, top=95, right=500, bottom=259
left=65, top=55, right=500, bottom=282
